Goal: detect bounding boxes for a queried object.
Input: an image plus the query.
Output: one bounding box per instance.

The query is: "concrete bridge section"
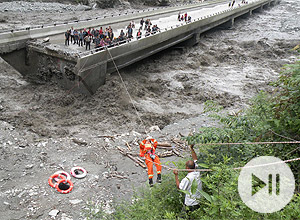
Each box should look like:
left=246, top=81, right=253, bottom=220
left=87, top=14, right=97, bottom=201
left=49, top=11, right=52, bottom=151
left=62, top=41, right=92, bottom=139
left=0, top=0, right=280, bottom=95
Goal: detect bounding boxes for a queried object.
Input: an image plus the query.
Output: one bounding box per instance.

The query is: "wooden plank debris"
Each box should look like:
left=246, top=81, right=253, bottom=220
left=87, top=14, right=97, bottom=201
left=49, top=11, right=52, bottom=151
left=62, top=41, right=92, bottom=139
left=109, top=173, right=129, bottom=179
left=126, top=142, right=132, bottom=151
left=157, top=142, right=173, bottom=147
left=157, top=150, right=174, bottom=158
left=172, top=149, right=183, bottom=158
left=117, top=146, right=146, bottom=169
left=97, top=135, right=115, bottom=139
left=102, top=144, right=108, bottom=152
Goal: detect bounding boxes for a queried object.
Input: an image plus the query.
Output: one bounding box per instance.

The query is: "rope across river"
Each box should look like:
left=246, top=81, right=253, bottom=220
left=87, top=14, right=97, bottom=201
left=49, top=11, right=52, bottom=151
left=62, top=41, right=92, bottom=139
left=144, top=141, right=300, bottom=172
left=145, top=156, right=300, bottom=172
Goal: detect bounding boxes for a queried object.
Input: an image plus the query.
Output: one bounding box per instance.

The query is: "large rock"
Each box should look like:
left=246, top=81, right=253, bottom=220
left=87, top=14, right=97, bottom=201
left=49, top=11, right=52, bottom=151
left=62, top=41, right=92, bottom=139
left=159, top=0, right=170, bottom=6
left=95, top=0, right=121, bottom=8
left=141, top=0, right=161, bottom=6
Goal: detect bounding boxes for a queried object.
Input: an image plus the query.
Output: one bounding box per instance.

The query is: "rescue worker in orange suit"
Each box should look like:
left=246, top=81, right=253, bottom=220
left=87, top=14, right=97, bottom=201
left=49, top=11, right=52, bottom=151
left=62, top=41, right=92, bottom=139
left=140, top=137, right=162, bottom=187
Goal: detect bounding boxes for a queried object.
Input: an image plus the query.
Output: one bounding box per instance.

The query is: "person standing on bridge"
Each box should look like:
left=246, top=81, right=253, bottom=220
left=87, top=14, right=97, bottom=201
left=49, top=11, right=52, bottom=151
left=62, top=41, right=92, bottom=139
left=144, top=19, right=149, bottom=31
left=94, top=35, right=101, bottom=48
left=84, top=35, right=91, bottom=50
left=131, top=20, right=135, bottom=28
left=64, top=30, right=70, bottom=46
left=127, top=24, right=133, bottom=40
left=99, top=27, right=104, bottom=39
left=94, top=29, right=99, bottom=43
left=140, top=18, right=144, bottom=30
left=119, top=30, right=125, bottom=41
left=70, top=26, right=75, bottom=44
left=78, top=30, right=83, bottom=47
left=91, top=28, right=96, bottom=41
left=99, top=38, right=107, bottom=47
left=74, top=29, right=79, bottom=45
left=137, top=29, right=142, bottom=39
left=83, top=28, right=88, bottom=45
left=108, top=29, right=114, bottom=41
left=232, top=0, right=235, bottom=7
left=140, top=136, right=162, bottom=187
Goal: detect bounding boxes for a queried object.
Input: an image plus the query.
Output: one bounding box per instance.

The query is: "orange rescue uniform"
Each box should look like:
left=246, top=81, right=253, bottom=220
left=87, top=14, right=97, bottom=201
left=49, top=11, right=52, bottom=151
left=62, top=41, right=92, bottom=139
left=140, top=138, right=162, bottom=179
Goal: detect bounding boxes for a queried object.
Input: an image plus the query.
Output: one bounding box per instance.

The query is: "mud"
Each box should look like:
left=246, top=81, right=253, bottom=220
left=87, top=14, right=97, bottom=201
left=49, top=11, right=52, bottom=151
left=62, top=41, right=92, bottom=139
left=0, top=0, right=299, bottom=219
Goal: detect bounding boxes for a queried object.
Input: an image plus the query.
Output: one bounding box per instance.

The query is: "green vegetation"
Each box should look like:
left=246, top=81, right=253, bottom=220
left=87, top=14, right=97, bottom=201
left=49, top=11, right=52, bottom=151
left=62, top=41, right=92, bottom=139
left=83, top=54, right=300, bottom=219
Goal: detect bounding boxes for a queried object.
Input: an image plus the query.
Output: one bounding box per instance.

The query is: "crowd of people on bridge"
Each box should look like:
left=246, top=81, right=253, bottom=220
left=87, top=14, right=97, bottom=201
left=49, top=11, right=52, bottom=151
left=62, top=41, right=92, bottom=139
left=64, top=18, right=161, bottom=51
left=178, top=12, right=192, bottom=23
left=229, top=0, right=249, bottom=8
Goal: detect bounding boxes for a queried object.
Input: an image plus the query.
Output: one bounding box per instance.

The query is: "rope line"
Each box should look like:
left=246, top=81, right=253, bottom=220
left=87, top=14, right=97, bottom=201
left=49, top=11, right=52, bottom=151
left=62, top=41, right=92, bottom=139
left=195, top=141, right=300, bottom=146
left=144, top=156, right=300, bottom=172
left=269, top=129, right=297, bottom=141
left=106, top=47, right=147, bottom=133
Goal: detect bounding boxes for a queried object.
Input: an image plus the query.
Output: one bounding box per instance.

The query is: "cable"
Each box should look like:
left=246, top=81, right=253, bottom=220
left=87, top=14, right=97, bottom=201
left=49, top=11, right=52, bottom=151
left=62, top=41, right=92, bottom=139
left=106, top=47, right=147, bottom=134
left=144, top=156, right=300, bottom=172
left=195, top=141, right=300, bottom=146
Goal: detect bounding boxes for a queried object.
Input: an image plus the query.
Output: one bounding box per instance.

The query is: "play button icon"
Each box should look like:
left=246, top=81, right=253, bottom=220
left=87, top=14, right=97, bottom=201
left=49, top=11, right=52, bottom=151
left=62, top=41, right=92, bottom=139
left=238, top=156, right=295, bottom=213
left=251, top=173, right=267, bottom=196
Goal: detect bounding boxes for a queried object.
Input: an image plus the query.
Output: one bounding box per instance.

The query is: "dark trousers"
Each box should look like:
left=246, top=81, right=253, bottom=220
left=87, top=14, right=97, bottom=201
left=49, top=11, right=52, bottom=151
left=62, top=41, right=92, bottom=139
left=65, top=38, right=69, bottom=46
left=70, top=35, right=75, bottom=43
left=79, top=39, right=83, bottom=47
left=181, top=204, right=200, bottom=219
left=186, top=204, right=200, bottom=213
left=86, top=42, right=90, bottom=50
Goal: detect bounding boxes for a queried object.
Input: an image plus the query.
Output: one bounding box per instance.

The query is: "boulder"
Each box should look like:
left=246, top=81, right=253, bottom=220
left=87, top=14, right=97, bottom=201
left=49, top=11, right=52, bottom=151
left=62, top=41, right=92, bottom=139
left=95, top=0, right=121, bottom=8
left=142, top=0, right=161, bottom=6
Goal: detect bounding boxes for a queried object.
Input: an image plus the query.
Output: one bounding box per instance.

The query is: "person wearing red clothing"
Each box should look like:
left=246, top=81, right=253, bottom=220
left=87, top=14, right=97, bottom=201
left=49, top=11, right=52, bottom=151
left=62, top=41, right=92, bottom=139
left=140, top=137, right=162, bottom=187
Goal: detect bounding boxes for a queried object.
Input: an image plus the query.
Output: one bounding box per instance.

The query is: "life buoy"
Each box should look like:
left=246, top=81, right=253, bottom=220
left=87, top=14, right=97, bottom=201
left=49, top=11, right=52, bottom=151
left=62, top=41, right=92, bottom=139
left=48, top=173, right=66, bottom=188
left=55, top=179, right=74, bottom=194
left=70, top=166, right=87, bottom=179
left=54, top=171, right=71, bottom=181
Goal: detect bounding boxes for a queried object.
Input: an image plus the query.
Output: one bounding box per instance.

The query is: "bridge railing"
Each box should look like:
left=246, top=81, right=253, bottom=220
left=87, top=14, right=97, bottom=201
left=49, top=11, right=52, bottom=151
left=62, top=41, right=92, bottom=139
left=76, top=0, right=264, bottom=58
left=0, top=0, right=223, bottom=35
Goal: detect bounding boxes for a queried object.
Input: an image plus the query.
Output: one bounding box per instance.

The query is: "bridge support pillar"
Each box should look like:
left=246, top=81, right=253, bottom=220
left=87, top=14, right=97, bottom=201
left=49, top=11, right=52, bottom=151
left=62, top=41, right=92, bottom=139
left=262, top=3, right=269, bottom=9
left=180, top=33, right=201, bottom=46
left=241, top=10, right=252, bottom=18
left=222, top=18, right=235, bottom=29
left=75, top=52, right=108, bottom=95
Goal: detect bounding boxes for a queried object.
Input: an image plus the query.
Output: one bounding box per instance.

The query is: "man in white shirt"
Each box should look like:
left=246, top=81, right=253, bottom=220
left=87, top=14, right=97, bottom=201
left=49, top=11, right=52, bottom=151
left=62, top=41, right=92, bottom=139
left=173, top=145, right=202, bottom=214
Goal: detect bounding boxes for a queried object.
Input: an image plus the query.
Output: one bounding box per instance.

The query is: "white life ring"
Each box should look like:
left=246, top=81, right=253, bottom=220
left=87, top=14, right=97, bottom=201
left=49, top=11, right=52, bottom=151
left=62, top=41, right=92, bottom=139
left=70, top=166, right=87, bottom=179
left=54, top=171, right=71, bottom=181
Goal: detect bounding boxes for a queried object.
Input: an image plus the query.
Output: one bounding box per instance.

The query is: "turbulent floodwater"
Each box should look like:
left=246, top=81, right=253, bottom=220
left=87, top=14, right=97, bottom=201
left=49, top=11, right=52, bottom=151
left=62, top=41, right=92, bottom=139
left=116, top=0, right=300, bottom=132
left=0, top=0, right=299, bottom=139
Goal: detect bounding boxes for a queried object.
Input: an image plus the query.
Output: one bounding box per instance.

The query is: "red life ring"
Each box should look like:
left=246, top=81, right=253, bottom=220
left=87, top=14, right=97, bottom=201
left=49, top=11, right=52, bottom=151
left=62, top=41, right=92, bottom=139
left=48, top=173, right=66, bottom=188
left=54, top=171, right=71, bottom=181
left=55, top=179, right=74, bottom=194
left=70, top=166, right=87, bottom=179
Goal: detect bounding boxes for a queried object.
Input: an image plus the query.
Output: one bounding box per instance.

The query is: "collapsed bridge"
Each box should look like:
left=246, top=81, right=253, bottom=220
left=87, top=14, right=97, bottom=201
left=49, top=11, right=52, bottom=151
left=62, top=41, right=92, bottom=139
left=0, top=0, right=280, bottom=95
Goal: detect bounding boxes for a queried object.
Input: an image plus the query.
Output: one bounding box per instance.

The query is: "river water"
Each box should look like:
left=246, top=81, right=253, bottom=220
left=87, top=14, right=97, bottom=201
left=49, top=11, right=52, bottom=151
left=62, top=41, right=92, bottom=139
left=107, top=0, right=299, bottom=134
